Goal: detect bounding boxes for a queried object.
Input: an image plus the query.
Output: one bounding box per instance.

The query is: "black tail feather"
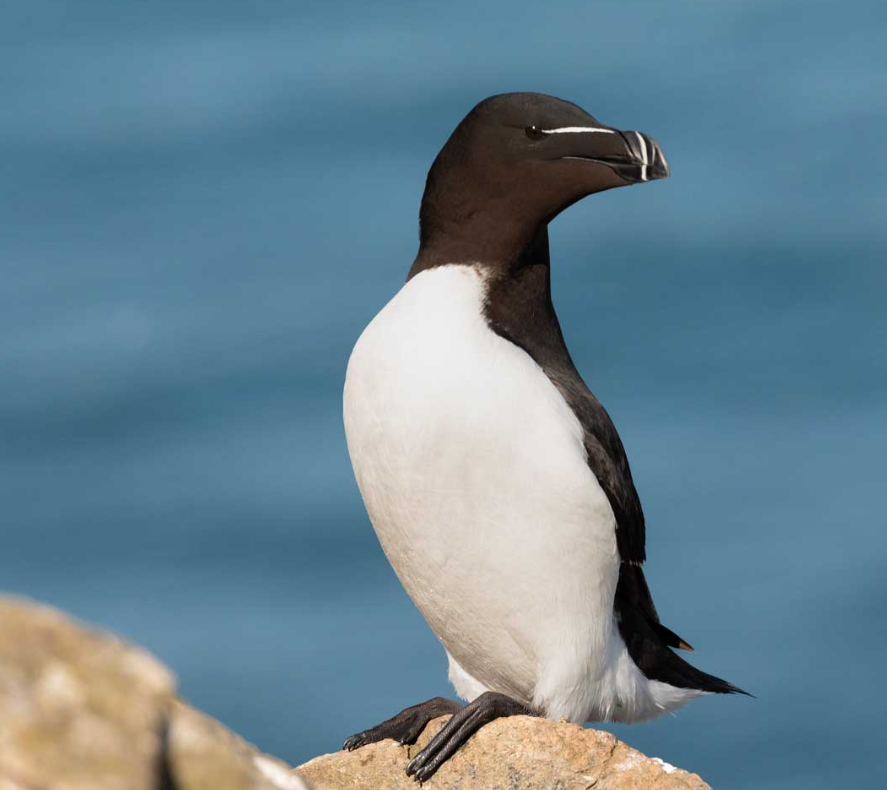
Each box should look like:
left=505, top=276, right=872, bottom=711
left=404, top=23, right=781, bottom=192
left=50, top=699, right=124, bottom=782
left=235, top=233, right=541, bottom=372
left=651, top=645, right=752, bottom=697
left=614, top=563, right=751, bottom=696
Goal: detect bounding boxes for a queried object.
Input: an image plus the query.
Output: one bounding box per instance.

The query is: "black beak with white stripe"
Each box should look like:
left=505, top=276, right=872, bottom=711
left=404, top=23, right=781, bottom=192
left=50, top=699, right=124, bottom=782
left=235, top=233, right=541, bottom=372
left=552, top=127, right=670, bottom=184
left=529, top=121, right=669, bottom=185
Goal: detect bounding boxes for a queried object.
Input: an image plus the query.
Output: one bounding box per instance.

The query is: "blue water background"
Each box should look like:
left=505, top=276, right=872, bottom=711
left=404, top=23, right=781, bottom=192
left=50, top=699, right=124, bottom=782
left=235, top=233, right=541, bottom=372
left=2, top=2, right=886, bottom=788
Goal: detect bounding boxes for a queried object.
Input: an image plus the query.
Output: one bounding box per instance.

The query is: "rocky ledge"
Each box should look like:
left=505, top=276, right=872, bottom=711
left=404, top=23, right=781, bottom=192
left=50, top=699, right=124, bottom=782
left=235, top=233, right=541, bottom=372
left=300, top=717, right=712, bottom=790
left=0, top=596, right=712, bottom=790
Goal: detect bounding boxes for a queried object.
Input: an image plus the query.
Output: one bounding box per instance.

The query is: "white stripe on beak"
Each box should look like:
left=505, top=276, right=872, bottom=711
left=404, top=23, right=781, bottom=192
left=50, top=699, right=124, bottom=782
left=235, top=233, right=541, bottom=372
left=635, top=132, right=649, bottom=182
left=541, top=126, right=616, bottom=135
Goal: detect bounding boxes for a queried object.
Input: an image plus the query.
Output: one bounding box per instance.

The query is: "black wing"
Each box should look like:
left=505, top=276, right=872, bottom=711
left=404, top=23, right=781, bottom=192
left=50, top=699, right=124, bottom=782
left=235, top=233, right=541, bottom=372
left=547, top=369, right=647, bottom=565
left=546, top=366, right=696, bottom=648
left=483, top=253, right=747, bottom=693
left=481, top=241, right=648, bottom=564
left=532, top=340, right=747, bottom=692
left=483, top=254, right=649, bottom=567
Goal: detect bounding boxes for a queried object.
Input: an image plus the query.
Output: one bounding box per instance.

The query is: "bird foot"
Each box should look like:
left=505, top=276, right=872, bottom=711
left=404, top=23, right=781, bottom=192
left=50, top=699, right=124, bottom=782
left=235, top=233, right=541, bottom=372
left=343, top=696, right=462, bottom=751
left=405, top=691, right=533, bottom=783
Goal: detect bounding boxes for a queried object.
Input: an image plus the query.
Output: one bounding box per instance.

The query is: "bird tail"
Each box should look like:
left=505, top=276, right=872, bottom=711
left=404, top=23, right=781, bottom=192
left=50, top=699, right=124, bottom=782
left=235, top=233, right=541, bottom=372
left=614, top=563, right=752, bottom=696
left=649, top=642, right=751, bottom=696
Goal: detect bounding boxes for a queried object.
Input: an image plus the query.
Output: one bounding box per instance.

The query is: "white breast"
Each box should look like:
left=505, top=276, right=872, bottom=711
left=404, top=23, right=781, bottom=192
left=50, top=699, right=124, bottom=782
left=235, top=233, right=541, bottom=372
left=343, top=265, right=698, bottom=723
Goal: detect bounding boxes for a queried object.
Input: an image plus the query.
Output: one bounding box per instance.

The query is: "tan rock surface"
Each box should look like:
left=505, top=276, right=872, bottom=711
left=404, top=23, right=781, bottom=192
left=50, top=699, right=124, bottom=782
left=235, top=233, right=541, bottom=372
left=0, top=596, right=305, bottom=790
left=168, top=700, right=307, bottom=790
left=296, top=715, right=712, bottom=790
left=0, top=596, right=174, bottom=790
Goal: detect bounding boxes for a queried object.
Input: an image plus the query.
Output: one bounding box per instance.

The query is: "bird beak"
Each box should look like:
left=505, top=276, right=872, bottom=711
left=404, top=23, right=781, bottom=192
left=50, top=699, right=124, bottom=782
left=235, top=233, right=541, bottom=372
left=556, top=128, right=670, bottom=184
left=610, top=131, right=670, bottom=184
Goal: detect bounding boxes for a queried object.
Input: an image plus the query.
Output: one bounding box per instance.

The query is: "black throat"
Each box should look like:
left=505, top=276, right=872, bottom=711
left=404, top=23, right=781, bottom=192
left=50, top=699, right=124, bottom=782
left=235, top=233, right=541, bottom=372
left=477, top=225, right=580, bottom=379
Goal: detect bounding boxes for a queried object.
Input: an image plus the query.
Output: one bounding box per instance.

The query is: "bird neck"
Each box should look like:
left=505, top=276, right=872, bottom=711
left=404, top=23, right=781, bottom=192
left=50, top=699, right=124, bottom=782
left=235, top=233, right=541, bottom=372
left=408, top=222, right=551, bottom=280
left=480, top=226, right=576, bottom=373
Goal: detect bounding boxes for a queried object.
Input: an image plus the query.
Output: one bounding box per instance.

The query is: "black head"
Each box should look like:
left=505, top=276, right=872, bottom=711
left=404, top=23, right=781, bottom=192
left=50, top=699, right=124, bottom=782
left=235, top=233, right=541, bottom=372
left=414, top=92, right=668, bottom=271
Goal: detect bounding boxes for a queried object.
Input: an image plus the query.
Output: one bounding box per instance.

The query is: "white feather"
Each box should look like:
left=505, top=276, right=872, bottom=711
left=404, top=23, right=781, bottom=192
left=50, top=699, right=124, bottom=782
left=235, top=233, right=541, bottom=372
left=343, top=264, right=701, bottom=723
left=541, top=126, right=615, bottom=135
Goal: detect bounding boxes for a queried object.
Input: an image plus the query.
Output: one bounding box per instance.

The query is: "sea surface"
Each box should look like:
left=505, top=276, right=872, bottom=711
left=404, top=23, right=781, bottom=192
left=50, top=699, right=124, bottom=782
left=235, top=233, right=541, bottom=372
left=2, top=2, right=886, bottom=788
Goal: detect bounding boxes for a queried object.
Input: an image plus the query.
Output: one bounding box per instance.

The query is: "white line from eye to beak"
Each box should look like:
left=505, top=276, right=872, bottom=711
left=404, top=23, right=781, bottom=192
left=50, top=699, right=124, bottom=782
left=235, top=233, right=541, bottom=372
left=635, top=131, right=649, bottom=182
left=541, top=126, right=616, bottom=135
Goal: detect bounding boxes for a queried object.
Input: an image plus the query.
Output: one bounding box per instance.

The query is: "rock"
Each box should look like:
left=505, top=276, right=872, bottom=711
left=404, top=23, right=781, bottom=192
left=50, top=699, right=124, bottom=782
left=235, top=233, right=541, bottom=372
left=167, top=700, right=306, bottom=790
left=296, top=716, right=712, bottom=790
left=0, top=596, right=174, bottom=790
left=0, top=596, right=308, bottom=790
left=0, top=595, right=713, bottom=789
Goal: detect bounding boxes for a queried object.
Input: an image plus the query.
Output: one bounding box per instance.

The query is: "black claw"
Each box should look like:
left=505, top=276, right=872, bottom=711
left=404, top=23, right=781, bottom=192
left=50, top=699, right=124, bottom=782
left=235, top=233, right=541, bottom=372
left=343, top=733, right=367, bottom=751
left=413, top=760, right=440, bottom=783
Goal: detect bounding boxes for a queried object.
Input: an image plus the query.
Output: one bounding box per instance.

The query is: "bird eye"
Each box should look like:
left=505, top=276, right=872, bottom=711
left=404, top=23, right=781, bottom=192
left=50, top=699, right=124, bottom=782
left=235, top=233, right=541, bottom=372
left=525, top=126, right=545, bottom=141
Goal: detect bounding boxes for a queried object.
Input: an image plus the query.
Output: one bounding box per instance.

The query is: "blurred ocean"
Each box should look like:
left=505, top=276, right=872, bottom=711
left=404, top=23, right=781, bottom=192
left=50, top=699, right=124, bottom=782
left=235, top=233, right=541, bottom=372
left=2, top=2, right=886, bottom=788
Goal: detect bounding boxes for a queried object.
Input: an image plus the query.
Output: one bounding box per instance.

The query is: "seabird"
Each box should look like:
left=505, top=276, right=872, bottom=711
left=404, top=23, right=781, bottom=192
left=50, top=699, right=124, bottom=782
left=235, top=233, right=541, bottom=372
left=342, top=92, right=747, bottom=782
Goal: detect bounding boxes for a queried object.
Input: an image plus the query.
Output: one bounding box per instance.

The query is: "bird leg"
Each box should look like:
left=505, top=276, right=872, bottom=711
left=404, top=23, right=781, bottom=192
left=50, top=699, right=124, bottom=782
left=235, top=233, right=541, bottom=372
left=343, top=696, right=463, bottom=751
left=405, top=691, right=535, bottom=782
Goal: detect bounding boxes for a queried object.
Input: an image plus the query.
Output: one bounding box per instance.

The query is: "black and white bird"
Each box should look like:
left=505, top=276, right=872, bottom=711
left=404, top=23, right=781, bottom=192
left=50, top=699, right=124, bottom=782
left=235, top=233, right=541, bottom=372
left=342, top=92, right=746, bottom=782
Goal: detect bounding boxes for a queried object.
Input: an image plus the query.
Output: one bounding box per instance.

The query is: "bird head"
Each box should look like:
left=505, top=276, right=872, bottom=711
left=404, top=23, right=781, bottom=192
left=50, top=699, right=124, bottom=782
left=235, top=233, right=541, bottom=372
left=417, top=92, right=668, bottom=267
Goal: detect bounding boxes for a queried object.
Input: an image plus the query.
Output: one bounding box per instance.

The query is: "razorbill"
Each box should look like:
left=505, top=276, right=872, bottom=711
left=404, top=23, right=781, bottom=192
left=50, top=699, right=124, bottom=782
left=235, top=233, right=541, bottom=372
left=342, top=92, right=747, bottom=782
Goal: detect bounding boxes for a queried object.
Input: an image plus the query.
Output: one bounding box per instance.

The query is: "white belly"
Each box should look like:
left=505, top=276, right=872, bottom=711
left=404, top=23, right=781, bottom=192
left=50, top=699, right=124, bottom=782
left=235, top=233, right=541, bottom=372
left=343, top=265, right=692, bottom=722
